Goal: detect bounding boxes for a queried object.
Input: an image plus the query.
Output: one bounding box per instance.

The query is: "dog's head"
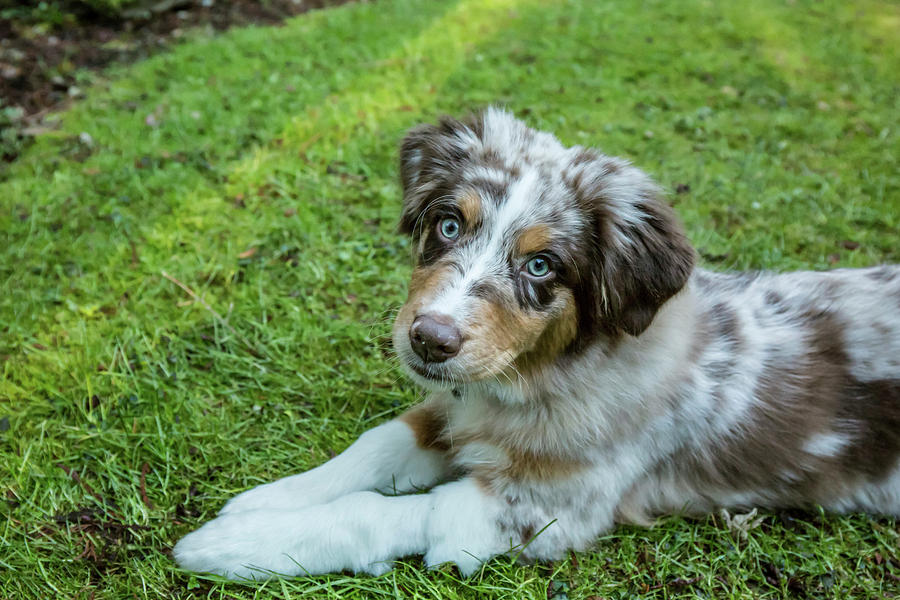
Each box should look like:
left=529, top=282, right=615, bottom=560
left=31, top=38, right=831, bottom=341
left=392, top=108, right=694, bottom=392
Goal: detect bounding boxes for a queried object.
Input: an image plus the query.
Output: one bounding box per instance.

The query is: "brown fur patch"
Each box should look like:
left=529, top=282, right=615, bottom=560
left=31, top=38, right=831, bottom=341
left=399, top=403, right=450, bottom=452
left=451, top=425, right=587, bottom=485
left=516, top=224, right=553, bottom=256
left=470, top=448, right=586, bottom=488
left=513, top=289, right=578, bottom=375
left=839, top=378, right=900, bottom=481
left=461, top=295, right=555, bottom=381
left=406, top=263, right=455, bottom=300
left=519, top=524, right=536, bottom=546
left=501, top=449, right=586, bottom=482
left=458, top=191, right=482, bottom=228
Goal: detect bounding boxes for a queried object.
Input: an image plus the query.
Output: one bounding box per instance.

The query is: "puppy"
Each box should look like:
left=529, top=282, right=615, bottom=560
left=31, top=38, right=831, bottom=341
left=174, top=108, right=900, bottom=579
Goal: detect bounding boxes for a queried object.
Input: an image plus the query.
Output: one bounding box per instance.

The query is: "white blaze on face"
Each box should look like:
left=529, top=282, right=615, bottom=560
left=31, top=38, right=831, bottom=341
left=421, top=170, right=542, bottom=322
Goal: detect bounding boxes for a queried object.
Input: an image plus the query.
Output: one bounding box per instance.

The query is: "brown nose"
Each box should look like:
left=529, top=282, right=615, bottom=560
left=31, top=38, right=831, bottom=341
left=409, top=314, right=462, bottom=363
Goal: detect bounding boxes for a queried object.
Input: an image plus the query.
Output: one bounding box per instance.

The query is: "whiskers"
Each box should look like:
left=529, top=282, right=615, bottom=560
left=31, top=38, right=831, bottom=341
left=364, top=304, right=412, bottom=386
left=364, top=303, right=401, bottom=342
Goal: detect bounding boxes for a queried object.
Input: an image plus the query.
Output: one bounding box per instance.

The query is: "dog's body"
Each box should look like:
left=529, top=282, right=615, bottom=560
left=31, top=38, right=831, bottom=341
left=174, top=109, right=900, bottom=579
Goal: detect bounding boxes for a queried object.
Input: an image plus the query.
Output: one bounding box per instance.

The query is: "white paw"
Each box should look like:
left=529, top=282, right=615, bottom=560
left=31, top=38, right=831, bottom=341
left=173, top=511, right=302, bottom=579
left=174, top=505, right=397, bottom=579
left=422, top=479, right=509, bottom=577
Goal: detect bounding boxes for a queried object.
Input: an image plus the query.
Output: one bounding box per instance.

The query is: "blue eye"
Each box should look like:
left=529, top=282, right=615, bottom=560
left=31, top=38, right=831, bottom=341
left=439, top=218, right=460, bottom=240
left=525, top=255, right=552, bottom=278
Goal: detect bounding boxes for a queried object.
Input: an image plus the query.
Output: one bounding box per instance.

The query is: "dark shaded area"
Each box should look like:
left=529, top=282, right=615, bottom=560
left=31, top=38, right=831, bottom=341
left=55, top=507, right=151, bottom=576
left=0, top=0, right=350, bottom=161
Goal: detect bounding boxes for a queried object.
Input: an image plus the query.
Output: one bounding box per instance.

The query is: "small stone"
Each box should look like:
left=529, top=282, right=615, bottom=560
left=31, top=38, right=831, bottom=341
left=0, top=63, right=22, bottom=79
left=78, top=132, right=94, bottom=146
left=4, top=48, right=26, bottom=62
left=1, top=63, right=21, bottom=79
left=68, top=86, right=84, bottom=98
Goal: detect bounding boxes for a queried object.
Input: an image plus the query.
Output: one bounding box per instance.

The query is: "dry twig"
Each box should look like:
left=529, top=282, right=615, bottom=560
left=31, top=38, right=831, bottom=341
left=139, top=462, right=154, bottom=509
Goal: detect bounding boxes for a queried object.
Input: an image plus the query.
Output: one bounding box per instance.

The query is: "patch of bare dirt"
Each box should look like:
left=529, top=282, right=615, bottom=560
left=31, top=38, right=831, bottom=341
left=0, top=0, right=350, bottom=162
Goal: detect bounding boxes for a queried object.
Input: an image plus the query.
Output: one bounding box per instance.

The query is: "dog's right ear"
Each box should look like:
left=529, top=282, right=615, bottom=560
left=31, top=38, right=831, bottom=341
left=398, top=117, right=479, bottom=235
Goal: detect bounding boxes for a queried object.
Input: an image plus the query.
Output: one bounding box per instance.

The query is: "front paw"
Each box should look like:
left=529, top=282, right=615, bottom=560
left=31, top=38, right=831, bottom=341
left=174, top=512, right=299, bottom=579
left=174, top=508, right=395, bottom=579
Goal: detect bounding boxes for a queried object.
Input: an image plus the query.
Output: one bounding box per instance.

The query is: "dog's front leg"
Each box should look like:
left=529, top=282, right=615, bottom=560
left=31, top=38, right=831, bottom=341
left=219, top=398, right=451, bottom=514
left=174, top=477, right=514, bottom=579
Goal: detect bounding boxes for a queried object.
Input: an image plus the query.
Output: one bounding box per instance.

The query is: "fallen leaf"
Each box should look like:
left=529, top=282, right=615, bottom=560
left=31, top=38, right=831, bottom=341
left=238, top=247, right=257, bottom=259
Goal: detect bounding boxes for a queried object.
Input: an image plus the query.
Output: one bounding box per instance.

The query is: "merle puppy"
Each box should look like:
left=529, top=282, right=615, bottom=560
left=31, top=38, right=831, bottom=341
left=174, top=108, right=900, bottom=579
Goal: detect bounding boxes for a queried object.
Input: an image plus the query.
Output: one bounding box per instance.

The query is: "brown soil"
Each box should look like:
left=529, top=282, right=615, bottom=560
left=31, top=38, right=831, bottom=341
left=0, top=0, right=348, bottom=160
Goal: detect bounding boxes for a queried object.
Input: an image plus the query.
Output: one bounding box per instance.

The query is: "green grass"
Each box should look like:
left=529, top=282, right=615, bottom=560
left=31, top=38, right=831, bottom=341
left=2, top=0, right=899, bottom=597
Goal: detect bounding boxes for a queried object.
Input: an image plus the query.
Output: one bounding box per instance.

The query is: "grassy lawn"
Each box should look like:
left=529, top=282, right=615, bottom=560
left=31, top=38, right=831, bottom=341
left=2, top=0, right=899, bottom=597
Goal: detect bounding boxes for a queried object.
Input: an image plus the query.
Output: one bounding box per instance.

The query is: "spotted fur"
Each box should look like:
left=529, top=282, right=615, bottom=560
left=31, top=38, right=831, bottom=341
left=174, top=109, right=900, bottom=580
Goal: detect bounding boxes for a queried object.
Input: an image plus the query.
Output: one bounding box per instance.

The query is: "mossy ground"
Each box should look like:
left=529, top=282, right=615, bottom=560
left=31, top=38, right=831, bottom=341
left=1, top=0, right=898, bottom=598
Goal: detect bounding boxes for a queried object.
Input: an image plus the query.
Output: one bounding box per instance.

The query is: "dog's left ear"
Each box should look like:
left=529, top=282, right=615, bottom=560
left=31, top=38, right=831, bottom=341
left=573, top=155, right=695, bottom=337
left=397, top=117, right=479, bottom=236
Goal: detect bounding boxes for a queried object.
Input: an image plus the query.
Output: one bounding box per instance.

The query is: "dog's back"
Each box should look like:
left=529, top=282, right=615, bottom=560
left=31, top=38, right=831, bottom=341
left=619, top=265, right=900, bottom=521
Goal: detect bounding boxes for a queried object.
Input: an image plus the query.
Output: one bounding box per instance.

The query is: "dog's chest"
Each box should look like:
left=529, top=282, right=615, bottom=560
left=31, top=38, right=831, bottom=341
left=439, top=394, right=609, bottom=486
